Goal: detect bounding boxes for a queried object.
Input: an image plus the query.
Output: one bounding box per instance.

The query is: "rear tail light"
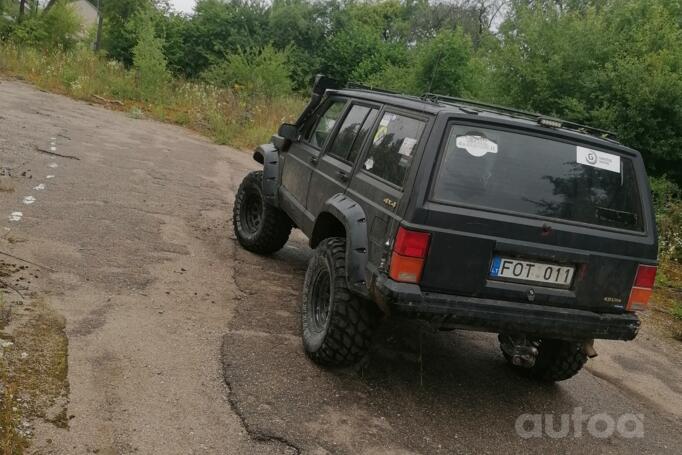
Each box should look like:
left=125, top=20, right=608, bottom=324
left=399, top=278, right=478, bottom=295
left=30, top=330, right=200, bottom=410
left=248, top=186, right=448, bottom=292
left=389, top=227, right=430, bottom=283
left=627, top=265, right=657, bottom=311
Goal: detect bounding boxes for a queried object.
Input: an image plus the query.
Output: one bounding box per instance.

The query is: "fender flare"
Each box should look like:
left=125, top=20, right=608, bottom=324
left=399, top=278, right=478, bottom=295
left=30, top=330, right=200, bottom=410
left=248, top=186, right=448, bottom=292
left=255, top=143, right=280, bottom=207
left=316, top=194, right=370, bottom=297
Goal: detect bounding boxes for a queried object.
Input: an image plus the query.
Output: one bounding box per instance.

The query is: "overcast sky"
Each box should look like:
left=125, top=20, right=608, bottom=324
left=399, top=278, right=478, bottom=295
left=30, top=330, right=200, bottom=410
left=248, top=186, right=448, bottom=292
left=170, top=0, right=196, bottom=14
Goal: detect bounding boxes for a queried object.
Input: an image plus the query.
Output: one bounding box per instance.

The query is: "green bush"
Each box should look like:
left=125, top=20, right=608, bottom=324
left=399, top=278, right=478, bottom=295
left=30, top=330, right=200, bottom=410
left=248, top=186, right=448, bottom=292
left=202, top=45, right=292, bottom=98
left=132, top=15, right=170, bottom=101
left=414, top=29, right=476, bottom=96
left=651, top=177, right=682, bottom=262
left=360, top=62, right=417, bottom=94
left=9, top=0, right=81, bottom=49
left=673, top=304, right=682, bottom=320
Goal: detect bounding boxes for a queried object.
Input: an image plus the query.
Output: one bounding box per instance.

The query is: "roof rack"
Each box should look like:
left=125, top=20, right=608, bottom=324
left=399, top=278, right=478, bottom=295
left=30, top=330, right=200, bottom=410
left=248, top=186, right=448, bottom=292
left=346, top=81, right=439, bottom=105
left=421, top=93, right=619, bottom=141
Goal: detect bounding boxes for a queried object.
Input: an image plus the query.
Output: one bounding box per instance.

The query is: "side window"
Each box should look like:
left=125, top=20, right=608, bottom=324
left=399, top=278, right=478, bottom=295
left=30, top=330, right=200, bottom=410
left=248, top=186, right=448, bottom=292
left=326, top=105, right=371, bottom=161
left=347, top=108, right=379, bottom=164
left=307, top=100, right=346, bottom=149
left=362, top=112, right=425, bottom=187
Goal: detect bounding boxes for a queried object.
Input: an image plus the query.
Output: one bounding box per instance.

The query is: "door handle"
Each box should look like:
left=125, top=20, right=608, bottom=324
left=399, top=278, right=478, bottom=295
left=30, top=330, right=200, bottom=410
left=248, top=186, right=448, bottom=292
left=336, top=171, right=349, bottom=182
left=310, top=156, right=319, bottom=165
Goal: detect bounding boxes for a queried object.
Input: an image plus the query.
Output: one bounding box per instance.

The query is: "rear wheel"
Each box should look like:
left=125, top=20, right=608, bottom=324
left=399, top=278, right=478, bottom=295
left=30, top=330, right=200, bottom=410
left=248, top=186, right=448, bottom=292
left=301, top=237, right=377, bottom=367
left=502, top=338, right=587, bottom=382
left=233, top=171, right=292, bottom=254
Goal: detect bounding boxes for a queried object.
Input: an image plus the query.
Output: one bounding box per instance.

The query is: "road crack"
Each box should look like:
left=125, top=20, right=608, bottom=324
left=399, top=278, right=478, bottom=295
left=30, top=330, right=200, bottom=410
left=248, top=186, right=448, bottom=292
left=220, top=238, right=301, bottom=454
left=220, top=337, right=301, bottom=455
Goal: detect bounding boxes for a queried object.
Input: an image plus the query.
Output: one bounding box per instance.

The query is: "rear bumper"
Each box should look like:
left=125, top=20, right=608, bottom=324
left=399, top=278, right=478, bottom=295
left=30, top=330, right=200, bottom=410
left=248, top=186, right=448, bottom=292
left=373, top=275, right=640, bottom=341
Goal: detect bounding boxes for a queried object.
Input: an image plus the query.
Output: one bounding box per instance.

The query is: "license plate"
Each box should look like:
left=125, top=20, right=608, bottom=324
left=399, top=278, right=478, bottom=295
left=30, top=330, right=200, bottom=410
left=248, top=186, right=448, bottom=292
left=490, top=256, right=575, bottom=287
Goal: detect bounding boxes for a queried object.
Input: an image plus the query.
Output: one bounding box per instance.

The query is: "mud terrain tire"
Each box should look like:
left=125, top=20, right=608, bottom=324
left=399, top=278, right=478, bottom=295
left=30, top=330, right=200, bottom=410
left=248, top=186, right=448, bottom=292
left=233, top=171, right=291, bottom=254
left=301, top=237, right=377, bottom=366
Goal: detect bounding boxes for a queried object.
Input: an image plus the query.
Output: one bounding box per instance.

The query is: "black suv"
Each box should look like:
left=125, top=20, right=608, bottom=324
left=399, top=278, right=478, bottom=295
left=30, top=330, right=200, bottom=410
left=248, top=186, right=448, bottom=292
left=233, top=76, right=658, bottom=382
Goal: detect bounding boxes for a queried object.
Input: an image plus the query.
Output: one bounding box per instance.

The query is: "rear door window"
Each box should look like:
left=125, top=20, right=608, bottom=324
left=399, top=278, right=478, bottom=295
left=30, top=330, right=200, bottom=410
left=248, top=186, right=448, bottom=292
left=362, top=112, right=425, bottom=187
left=348, top=108, right=379, bottom=163
left=432, top=124, right=644, bottom=231
left=326, top=105, right=372, bottom=161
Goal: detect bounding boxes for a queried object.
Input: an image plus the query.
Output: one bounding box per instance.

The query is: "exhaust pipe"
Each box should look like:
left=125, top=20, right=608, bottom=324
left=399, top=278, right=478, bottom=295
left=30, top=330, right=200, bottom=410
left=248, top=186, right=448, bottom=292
left=499, top=334, right=539, bottom=368
left=583, top=339, right=598, bottom=358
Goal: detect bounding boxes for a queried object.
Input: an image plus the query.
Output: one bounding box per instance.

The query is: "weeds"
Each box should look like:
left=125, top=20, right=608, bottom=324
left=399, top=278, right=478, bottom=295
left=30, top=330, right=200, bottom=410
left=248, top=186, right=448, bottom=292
left=1, top=292, right=27, bottom=455
left=673, top=304, right=682, bottom=321
left=0, top=380, right=27, bottom=455
left=0, top=44, right=304, bottom=149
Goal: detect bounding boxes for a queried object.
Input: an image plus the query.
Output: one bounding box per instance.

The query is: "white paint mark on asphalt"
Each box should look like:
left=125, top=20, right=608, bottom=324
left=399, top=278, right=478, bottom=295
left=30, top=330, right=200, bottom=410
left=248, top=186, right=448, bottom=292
left=46, top=175, right=55, bottom=179
left=23, top=196, right=36, bottom=205
left=34, top=183, right=46, bottom=190
left=50, top=146, right=57, bottom=152
left=48, top=163, right=58, bottom=168
left=9, top=212, right=23, bottom=221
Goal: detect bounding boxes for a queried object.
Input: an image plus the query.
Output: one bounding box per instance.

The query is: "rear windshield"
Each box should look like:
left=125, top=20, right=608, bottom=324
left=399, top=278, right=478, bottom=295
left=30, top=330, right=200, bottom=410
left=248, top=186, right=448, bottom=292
left=432, top=125, right=644, bottom=231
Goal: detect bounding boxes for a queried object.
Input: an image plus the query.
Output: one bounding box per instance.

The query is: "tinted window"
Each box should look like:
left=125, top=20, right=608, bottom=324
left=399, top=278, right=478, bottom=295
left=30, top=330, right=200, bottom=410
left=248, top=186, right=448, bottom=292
left=362, top=113, right=425, bottom=187
left=308, top=101, right=345, bottom=149
left=432, top=125, right=644, bottom=231
left=327, top=105, right=371, bottom=161
left=348, top=109, right=379, bottom=164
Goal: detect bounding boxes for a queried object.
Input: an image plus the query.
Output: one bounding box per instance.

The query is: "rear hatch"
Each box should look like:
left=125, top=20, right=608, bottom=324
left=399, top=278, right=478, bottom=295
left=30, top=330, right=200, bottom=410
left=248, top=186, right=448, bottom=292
left=415, top=122, right=657, bottom=313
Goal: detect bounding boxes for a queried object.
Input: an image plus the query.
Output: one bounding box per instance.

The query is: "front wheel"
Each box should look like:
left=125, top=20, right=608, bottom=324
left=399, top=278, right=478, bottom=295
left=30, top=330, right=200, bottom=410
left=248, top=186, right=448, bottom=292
left=502, top=338, right=588, bottom=382
left=233, top=171, right=292, bottom=255
left=301, top=237, right=377, bottom=367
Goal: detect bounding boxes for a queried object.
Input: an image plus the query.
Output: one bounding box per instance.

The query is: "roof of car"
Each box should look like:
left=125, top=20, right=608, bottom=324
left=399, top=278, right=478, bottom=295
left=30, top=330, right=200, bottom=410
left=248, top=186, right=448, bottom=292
left=329, top=88, right=634, bottom=153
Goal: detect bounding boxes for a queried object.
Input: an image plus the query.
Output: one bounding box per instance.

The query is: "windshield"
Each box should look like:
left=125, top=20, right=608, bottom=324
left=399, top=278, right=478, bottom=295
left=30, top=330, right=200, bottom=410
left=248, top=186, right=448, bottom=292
left=431, top=124, right=644, bottom=231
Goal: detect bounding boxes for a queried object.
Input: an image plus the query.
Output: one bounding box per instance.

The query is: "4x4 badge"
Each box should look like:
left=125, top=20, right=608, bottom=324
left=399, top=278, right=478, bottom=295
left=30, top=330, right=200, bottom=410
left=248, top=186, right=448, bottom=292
left=383, top=197, right=397, bottom=209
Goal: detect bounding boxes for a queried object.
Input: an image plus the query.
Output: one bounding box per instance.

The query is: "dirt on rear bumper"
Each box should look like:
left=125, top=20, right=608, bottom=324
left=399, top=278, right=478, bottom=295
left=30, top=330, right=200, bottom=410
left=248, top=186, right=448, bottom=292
left=373, top=275, right=640, bottom=341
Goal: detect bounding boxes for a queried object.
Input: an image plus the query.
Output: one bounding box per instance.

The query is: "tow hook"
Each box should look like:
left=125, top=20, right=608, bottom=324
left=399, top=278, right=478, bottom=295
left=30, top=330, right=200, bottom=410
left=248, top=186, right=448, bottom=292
left=499, top=334, right=539, bottom=368
left=583, top=339, right=598, bottom=358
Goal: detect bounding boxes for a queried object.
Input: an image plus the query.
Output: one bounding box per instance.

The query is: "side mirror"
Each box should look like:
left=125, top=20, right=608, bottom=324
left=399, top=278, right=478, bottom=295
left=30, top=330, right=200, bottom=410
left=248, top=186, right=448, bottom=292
left=278, top=123, right=299, bottom=142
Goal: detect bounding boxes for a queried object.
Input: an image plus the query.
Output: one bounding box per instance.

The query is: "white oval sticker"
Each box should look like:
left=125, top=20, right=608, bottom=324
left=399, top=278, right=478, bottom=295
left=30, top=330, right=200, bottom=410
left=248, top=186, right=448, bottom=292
left=456, top=135, right=498, bottom=157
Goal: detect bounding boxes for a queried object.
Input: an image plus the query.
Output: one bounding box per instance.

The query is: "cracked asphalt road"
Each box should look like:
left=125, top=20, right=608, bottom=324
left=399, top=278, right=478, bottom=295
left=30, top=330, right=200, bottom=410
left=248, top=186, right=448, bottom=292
left=1, top=80, right=681, bottom=454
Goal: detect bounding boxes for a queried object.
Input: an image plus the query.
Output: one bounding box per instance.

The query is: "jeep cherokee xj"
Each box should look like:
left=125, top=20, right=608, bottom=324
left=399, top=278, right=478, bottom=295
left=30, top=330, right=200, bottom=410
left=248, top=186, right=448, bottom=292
left=232, top=76, right=658, bottom=382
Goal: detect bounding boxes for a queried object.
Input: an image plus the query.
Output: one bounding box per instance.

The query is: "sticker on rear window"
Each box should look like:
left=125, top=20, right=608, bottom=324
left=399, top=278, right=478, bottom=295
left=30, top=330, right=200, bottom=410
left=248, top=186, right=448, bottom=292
left=398, top=137, right=418, bottom=157
left=373, top=113, right=395, bottom=145
left=576, top=146, right=621, bottom=173
left=455, top=135, right=498, bottom=157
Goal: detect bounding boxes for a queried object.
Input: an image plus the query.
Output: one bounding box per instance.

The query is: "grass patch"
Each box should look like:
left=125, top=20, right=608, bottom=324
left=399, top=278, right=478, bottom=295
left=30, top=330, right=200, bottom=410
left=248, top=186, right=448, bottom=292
left=0, top=292, right=28, bottom=455
left=0, top=379, right=28, bottom=455
left=672, top=304, right=682, bottom=320
left=0, top=44, right=305, bottom=150
left=0, top=288, right=69, bottom=454
left=647, top=258, right=682, bottom=341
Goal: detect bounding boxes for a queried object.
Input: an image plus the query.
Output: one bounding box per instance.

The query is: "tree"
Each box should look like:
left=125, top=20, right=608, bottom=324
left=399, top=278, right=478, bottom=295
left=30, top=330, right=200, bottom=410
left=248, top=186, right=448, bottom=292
left=414, top=29, right=476, bottom=96
left=19, top=0, right=26, bottom=21
left=11, top=0, right=81, bottom=48
left=177, top=0, right=269, bottom=78
left=102, top=0, right=156, bottom=65
left=133, top=14, right=170, bottom=100
left=491, top=0, right=682, bottom=183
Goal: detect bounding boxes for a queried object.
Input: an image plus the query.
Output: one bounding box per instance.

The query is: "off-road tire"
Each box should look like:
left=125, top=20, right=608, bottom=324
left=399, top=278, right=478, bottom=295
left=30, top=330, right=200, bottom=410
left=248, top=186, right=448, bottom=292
left=502, top=338, right=588, bottom=382
left=233, top=171, right=292, bottom=254
left=301, top=237, right=377, bottom=367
